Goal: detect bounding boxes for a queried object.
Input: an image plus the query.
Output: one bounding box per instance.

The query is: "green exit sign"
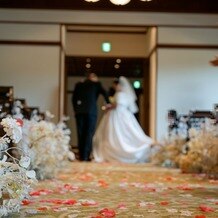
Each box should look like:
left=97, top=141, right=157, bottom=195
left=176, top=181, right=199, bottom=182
left=102, top=42, right=111, bottom=52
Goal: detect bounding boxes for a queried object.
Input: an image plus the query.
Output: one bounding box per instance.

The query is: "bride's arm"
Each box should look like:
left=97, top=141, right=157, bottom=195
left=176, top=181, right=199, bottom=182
left=102, top=103, right=116, bottom=111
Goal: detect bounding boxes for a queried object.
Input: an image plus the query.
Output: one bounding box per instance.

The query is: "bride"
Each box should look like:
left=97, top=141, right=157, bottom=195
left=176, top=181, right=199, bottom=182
left=93, top=76, right=154, bottom=163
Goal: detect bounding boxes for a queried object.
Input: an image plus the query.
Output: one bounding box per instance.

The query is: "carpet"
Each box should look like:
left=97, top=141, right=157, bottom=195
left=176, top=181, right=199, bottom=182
left=10, top=162, right=218, bottom=218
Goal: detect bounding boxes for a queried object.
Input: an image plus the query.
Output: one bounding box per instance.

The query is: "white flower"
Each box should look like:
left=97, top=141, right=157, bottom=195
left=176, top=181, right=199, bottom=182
left=0, top=137, right=9, bottom=151
left=13, top=100, right=23, bottom=108
left=0, top=117, right=22, bottom=143
left=0, top=146, right=36, bottom=217
left=19, top=156, right=30, bottom=168
left=61, top=115, right=70, bottom=122
left=17, top=117, right=74, bottom=180
left=68, top=152, right=75, bottom=161
left=1, top=155, right=8, bottom=162
left=26, top=170, right=36, bottom=179
left=45, top=110, right=54, bottom=119
left=29, top=120, right=54, bottom=142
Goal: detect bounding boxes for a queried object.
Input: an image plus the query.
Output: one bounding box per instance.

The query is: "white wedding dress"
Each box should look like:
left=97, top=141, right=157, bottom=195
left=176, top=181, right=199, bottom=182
left=93, top=83, right=153, bottom=163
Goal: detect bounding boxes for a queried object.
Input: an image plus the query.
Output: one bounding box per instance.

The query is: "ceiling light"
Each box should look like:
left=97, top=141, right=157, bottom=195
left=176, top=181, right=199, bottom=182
left=110, top=0, right=131, bottom=5
left=85, top=0, right=152, bottom=6
left=86, top=58, right=91, bottom=63
left=85, top=0, right=100, bottom=2
left=114, top=64, right=120, bottom=69
left=116, top=59, right=121, bottom=63
left=86, top=63, right=91, bottom=68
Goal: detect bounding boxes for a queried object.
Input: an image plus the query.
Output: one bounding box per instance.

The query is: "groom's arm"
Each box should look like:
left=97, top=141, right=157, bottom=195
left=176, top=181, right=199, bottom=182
left=98, top=82, right=110, bottom=104
left=72, top=83, right=80, bottom=109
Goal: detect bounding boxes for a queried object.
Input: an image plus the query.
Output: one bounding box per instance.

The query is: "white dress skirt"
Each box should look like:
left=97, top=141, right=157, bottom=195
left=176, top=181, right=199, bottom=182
left=93, top=92, right=153, bottom=163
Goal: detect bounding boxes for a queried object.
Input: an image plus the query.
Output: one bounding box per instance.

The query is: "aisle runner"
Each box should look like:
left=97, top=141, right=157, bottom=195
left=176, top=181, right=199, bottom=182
left=14, top=162, right=218, bottom=217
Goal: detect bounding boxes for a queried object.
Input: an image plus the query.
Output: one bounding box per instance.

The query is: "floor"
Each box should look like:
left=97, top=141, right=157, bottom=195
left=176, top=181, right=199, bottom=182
left=11, top=162, right=218, bottom=218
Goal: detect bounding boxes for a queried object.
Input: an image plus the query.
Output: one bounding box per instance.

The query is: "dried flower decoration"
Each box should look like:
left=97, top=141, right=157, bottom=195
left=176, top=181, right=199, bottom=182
left=18, top=113, right=75, bottom=180
left=0, top=117, right=36, bottom=217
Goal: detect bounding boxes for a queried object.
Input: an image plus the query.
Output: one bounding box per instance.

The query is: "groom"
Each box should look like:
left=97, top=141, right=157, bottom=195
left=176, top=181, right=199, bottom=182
left=72, top=72, right=110, bottom=161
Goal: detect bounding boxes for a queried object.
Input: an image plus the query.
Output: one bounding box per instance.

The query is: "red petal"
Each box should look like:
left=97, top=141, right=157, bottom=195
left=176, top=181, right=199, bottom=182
left=160, top=201, right=169, bottom=206
left=81, top=201, right=98, bottom=206
left=98, top=180, right=109, bottom=188
left=199, top=205, right=215, bottom=212
left=117, top=203, right=127, bottom=209
left=63, top=199, right=77, bottom=205
left=195, top=215, right=206, bottom=218
left=144, top=187, right=156, bottom=192
left=16, top=118, right=23, bottom=127
left=99, top=208, right=116, bottom=217
left=176, top=185, right=193, bottom=191
left=30, top=189, right=53, bottom=196
left=38, top=207, right=48, bottom=211
left=30, top=191, right=41, bottom=196
left=22, top=200, right=33, bottom=205
left=165, top=176, right=173, bottom=181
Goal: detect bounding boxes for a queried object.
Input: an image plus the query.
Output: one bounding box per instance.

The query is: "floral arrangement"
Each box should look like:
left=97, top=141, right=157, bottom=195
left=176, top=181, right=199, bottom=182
left=18, top=114, right=75, bottom=180
left=153, top=119, right=218, bottom=178
left=151, top=136, right=186, bottom=168
left=180, top=121, right=218, bottom=178
left=0, top=117, right=36, bottom=217
left=12, top=100, right=24, bottom=120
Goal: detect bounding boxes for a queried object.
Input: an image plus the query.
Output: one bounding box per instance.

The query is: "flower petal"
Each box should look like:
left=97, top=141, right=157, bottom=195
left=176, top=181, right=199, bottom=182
left=26, top=170, right=36, bottom=179
left=19, top=156, right=30, bottom=168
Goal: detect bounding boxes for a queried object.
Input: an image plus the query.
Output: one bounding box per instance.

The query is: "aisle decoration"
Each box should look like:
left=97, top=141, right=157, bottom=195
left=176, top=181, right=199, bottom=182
left=18, top=113, right=75, bottom=180
left=180, top=122, right=218, bottom=178
left=151, top=136, right=186, bottom=168
left=152, top=119, right=218, bottom=178
left=0, top=117, right=36, bottom=217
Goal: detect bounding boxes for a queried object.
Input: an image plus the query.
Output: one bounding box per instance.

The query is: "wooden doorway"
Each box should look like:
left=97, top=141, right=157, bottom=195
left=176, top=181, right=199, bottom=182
left=64, top=56, right=150, bottom=145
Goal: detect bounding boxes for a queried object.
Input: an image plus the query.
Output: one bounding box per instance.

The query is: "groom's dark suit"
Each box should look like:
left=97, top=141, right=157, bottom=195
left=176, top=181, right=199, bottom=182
left=72, top=79, right=109, bottom=161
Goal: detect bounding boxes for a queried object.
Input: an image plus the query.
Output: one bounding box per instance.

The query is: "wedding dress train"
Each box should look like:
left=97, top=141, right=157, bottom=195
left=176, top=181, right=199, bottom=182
left=93, top=80, right=153, bottom=163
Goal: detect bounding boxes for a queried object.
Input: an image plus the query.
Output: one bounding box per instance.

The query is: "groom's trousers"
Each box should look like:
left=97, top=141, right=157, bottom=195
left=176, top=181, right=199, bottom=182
left=75, top=114, right=97, bottom=161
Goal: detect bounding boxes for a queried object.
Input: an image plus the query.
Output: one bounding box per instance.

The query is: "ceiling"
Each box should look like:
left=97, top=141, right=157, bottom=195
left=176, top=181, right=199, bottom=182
left=0, top=0, right=218, bottom=14
left=65, top=56, right=148, bottom=78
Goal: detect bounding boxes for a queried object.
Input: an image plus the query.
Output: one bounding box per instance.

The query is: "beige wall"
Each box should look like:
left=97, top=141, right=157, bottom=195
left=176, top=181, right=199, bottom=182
left=158, top=27, right=218, bottom=45
left=157, top=47, right=218, bottom=140
left=0, top=23, right=60, bottom=41
left=66, top=32, right=148, bottom=57
left=155, top=27, right=218, bottom=140
left=0, top=23, right=61, bottom=121
left=0, top=9, right=218, bottom=27
left=0, top=45, right=60, bottom=121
